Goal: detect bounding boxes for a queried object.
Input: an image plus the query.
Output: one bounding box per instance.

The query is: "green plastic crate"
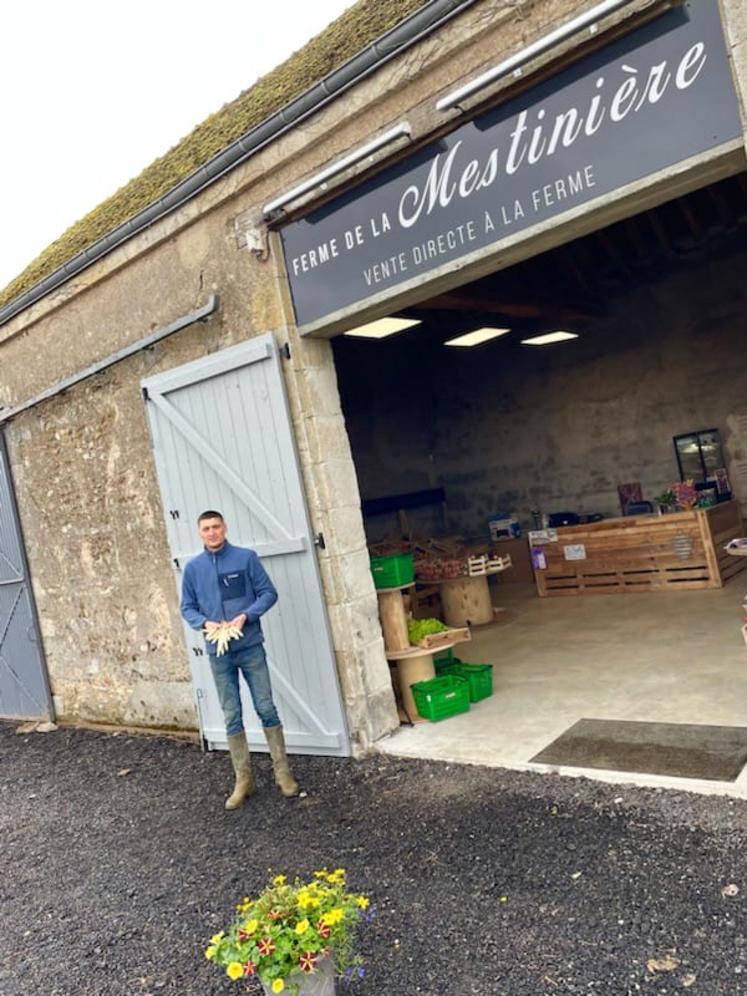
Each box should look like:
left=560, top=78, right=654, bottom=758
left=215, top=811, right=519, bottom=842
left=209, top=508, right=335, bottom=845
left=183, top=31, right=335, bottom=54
left=433, top=648, right=456, bottom=674
left=370, top=552, right=414, bottom=589
left=411, top=674, right=470, bottom=722
left=444, top=662, right=493, bottom=703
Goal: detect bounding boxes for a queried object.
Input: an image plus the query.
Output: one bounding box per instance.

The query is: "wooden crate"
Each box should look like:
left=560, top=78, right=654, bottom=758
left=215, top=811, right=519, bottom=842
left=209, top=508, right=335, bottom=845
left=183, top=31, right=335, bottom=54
left=705, top=500, right=747, bottom=584
left=416, top=627, right=471, bottom=650
left=534, top=501, right=745, bottom=597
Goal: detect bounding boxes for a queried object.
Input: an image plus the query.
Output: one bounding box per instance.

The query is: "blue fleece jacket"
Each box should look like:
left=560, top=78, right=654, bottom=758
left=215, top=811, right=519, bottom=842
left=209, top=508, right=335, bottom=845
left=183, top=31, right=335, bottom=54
left=180, top=541, right=278, bottom=654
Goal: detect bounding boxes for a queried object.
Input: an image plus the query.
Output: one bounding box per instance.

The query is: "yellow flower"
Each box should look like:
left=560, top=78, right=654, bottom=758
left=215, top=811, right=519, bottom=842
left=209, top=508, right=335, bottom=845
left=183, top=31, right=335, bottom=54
left=226, top=962, right=244, bottom=980
left=273, top=874, right=287, bottom=886
left=321, top=907, right=344, bottom=926
left=243, top=918, right=259, bottom=934
left=211, top=932, right=224, bottom=944
left=313, top=869, right=328, bottom=878
left=295, top=919, right=310, bottom=935
left=272, top=980, right=285, bottom=993
left=204, top=946, right=217, bottom=961
left=309, top=897, right=321, bottom=909
left=297, top=891, right=313, bottom=909
left=357, top=895, right=370, bottom=909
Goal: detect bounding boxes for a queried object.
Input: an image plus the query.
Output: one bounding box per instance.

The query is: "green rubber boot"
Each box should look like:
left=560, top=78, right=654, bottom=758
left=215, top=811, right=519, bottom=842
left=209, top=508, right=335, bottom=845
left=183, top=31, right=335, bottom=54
left=264, top=724, right=300, bottom=797
left=225, top=733, right=255, bottom=810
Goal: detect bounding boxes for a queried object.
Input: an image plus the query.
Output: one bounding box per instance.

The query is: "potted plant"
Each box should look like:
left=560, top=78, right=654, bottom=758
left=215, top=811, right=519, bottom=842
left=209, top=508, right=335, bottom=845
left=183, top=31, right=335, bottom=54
left=205, top=869, right=371, bottom=994
left=653, top=488, right=676, bottom=514
left=671, top=479, right=698, bottom=511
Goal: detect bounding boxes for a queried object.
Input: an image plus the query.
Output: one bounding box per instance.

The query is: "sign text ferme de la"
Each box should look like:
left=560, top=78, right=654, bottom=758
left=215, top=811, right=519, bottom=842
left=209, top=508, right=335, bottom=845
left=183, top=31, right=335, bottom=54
left=280, top=0, right=742, bottom=330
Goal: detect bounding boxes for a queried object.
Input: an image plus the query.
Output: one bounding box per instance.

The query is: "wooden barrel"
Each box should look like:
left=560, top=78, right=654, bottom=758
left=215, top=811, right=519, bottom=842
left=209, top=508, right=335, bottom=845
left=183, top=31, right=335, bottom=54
left=439, top=574, right=493, bottom=626
left=396, top=651, right=436, bottom=723
left=376, top=589, right=410, bottom=652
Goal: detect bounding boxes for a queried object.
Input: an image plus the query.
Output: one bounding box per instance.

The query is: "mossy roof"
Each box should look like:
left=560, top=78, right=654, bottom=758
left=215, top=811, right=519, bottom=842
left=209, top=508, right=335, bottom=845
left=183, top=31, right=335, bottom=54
left=0, top=0, right=429, bottom=313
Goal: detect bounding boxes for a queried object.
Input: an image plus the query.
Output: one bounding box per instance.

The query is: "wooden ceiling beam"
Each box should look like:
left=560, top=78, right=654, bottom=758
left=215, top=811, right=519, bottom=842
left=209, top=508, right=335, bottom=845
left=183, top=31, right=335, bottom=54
left=679, top=199, right=705, bottom=243
left=647, top=210, right=673, bottom=256
left=551, top=245, right=593, bottom=297
left=422, top=291, right=597, bottom=320
left=623, top=218, right=650, bottom=260
left=706, top=186, right=736, bottom=230
left=596, top=230, right=634, bottom=278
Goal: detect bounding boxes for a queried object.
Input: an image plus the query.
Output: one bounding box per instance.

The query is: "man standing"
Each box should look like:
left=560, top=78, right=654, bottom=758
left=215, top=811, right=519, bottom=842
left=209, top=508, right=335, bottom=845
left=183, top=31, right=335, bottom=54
left=180, top=510, right=300, bottom=810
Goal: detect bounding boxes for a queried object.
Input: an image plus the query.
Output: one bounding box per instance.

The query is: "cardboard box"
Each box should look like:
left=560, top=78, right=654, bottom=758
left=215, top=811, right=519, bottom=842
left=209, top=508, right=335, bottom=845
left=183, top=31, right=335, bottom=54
left=491, top=537, right=534, bottom=583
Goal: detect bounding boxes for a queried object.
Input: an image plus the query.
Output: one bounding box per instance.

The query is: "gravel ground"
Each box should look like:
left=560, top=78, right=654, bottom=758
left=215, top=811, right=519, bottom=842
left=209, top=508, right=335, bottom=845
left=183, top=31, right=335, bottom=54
left=1, top=721, right=747, bottom=996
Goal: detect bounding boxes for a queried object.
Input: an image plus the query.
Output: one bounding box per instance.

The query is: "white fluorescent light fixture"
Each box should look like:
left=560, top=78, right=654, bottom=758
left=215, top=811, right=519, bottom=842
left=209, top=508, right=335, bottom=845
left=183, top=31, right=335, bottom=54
left=445, top=327, right=510, bottom=347
left=521, top=331, right=579, bottom=345
left=436, top=0, right=649, bottom=112
left=344, top=317, right=422, bottom=339
left=262, top=122, right=412, bottom=218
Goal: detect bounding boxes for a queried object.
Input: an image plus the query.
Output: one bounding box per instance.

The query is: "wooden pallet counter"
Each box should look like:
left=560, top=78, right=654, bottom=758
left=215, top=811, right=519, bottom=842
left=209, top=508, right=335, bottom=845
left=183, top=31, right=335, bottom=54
left=534, top=500, right=746, bottom=597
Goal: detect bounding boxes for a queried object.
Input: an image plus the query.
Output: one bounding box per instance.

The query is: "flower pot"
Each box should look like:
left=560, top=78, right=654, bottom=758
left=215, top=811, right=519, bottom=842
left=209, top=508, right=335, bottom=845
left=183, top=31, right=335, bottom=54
left=261, top=955, right=336, bottom=996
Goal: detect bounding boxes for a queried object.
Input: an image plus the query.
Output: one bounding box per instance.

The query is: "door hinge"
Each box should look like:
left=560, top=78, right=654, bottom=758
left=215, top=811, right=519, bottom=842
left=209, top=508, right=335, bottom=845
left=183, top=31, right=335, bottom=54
left=169, top=509, right=180, bottom=520
left=173, top=557, right=180, bottom=569
left=314, top=532, right=326, bottom=550
left=282, top=342, right=291, bottom=360
left=141, top=386, right=150, bottom=401
left=192, top=647, right=204, bottom=657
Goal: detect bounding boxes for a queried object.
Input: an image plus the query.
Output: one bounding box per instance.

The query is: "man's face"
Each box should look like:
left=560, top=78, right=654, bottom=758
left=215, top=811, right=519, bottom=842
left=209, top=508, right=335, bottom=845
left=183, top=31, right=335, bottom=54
left=199, top=516, right=227, bottom=550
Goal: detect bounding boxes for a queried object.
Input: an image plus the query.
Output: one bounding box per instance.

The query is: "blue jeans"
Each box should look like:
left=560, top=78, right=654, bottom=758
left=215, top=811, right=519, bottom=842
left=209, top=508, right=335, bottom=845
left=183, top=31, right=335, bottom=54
left=209, top=643, right=280, bottom=735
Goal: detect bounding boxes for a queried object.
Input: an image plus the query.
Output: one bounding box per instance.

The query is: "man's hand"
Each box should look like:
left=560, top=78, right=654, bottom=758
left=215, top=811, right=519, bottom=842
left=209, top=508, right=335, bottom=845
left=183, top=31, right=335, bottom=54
left=204, top=620, right=221, bottom=633
left=229, top=613, right=247, bottom=631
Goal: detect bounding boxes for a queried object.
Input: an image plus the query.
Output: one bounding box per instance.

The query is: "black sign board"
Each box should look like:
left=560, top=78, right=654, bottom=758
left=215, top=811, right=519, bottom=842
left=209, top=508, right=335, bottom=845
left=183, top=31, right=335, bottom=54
left=281, top=0, right=743, bottom=330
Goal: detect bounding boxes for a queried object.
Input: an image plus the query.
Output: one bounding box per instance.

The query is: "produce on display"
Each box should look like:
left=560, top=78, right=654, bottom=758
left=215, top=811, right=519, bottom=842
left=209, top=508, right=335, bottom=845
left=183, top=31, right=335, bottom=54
left=407, top=617, right=448, bottom=646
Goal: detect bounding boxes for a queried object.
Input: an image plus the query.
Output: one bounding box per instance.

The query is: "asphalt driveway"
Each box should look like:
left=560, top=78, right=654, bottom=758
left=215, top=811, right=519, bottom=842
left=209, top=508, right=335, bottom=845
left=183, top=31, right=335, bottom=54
left=1, top=721, right=746, bottom=995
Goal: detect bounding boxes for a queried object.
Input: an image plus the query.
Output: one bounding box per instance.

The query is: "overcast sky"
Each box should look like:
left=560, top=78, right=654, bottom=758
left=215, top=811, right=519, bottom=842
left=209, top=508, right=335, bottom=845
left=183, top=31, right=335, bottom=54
left=0, top=0, right=356, bottom=292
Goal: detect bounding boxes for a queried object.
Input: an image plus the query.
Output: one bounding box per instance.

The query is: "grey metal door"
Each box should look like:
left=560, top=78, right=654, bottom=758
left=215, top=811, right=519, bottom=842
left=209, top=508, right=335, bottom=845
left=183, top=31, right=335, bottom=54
left=142, top=334, right=349, bottom=756
left=0, top=433, right=52, bottom=720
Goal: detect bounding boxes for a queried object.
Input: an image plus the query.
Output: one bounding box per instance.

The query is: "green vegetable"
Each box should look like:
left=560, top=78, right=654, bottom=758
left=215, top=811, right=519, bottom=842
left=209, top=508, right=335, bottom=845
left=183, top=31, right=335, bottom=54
left=407, top=617, right=449, bottom=644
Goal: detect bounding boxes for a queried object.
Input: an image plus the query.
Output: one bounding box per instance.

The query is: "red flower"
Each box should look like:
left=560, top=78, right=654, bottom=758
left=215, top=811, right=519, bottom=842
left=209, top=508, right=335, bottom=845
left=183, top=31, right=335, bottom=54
left=258, top=938, right=276, bottom=956
left=243, top=960, right=257, bottom=977
left=317, top=921, right=331, bottom=939
left=299, top=952, right=317, bottom=973
left=238, top=929, right=251, bottom=941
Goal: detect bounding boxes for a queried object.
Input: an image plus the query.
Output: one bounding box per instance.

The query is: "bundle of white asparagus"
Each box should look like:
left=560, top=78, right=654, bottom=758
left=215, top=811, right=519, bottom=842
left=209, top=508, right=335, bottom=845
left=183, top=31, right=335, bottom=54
left=204, top=622, right=243, bottom=656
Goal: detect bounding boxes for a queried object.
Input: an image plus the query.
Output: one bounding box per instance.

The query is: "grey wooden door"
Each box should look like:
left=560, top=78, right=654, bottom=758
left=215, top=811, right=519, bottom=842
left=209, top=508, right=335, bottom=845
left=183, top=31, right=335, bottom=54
left=0, top=433, right=52, bottom=720
left=142, top=334, right=349, bottom=756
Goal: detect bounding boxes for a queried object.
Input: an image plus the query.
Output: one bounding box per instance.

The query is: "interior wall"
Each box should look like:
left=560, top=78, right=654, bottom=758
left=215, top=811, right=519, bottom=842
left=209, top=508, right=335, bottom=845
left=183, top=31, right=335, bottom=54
left=335, top=243, right=747, bottom=543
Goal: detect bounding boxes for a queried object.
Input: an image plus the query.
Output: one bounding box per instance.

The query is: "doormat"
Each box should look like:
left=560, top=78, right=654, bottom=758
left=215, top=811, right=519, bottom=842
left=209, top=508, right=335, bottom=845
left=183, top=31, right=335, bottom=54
left=530, top=719, right=747, bottom=782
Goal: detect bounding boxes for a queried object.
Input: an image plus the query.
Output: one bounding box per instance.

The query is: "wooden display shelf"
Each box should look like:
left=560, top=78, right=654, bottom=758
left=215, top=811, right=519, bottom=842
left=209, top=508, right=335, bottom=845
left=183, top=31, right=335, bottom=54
left=385, top=637, right=465, bottom=661
left=413, top=627, right=471, bottom=650
left=533, top=500, right=746, bottom=597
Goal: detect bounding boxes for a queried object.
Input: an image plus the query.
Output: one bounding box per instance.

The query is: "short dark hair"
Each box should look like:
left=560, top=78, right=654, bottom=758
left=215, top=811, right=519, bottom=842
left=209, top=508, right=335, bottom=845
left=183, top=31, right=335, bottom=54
left=197, top=510, right=224, bottom=524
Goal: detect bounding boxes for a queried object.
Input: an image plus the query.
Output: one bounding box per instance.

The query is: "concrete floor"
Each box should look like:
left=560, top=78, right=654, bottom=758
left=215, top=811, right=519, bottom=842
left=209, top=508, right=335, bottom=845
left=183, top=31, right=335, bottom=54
left=377, top=580, right=747, bottom=797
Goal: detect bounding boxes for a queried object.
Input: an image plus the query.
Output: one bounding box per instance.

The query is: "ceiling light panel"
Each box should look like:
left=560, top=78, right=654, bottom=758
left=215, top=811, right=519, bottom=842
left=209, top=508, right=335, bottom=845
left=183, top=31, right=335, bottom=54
left=444, top=327, right=511, bottom=347
left=343, top=317, right=422, bottom=339
left=521, top=331, right=579, bottom=345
